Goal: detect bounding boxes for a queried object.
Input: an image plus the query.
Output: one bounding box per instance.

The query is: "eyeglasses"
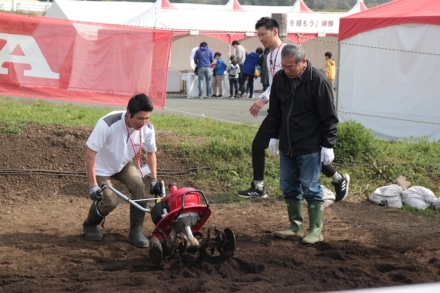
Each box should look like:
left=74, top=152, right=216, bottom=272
left=281, top=63, right=300, bottom=72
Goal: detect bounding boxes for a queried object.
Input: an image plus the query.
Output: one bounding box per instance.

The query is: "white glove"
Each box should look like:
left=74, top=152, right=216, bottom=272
left=321, top=147, right=334, bottom=165
left=269, top=138, right=279, bottom=156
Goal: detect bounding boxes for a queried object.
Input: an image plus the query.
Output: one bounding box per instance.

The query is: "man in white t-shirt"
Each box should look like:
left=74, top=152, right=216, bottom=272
left=83, top=93, right=160, bottom=248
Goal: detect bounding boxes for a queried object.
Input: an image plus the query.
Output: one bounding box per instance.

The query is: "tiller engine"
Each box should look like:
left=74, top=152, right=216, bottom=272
left=102, top=182, right=236, bottom=267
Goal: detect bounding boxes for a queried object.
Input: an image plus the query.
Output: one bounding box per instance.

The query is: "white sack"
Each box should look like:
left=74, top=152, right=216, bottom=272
left=432, top=198, right=440, bottom=210
left=402, top=186, right=436, bottom=210
left=322, top=185, right=336, bottom=207
left=369, top=184, right=403, bottom=208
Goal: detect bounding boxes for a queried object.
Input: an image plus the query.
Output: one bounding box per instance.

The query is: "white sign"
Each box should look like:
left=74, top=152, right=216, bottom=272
left=286, top=13, right=343, bottom=35
left=0, top=33, right=60, bottom=79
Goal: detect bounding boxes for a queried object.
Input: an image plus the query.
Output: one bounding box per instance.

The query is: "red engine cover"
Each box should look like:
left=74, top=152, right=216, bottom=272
left=152, top=185, right=211, bottom=239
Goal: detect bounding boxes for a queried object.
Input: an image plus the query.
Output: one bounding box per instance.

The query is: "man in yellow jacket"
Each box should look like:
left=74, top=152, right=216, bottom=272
left=324, top=51, right=336, bottom=89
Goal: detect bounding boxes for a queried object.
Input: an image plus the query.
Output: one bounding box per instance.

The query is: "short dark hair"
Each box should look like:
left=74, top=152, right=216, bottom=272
left=255, top=17, right=279, bottom=31
left=214, top=52, right=221, bottom=57
left=200, top=42, right=208, bottom=47
left=256, top=47, right=264, bottom=55
left=127, top=93, right=153, bottom=117
left=231, top=40, right=240, bottom=46
left=325, top=51, right=332, bottom=58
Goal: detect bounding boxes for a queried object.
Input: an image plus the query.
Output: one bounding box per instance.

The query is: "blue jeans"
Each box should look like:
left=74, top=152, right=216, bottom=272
left=197, top=66, right=211, bottom=97
left=280, top=151, right=323, bottom=202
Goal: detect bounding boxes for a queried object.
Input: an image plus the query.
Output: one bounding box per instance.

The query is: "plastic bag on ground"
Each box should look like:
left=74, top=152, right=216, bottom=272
left=322, top=185, right=336, bottom=207
left=402, top=186, right=436, bottom=210
left=369, top=184, right=403, bottom=208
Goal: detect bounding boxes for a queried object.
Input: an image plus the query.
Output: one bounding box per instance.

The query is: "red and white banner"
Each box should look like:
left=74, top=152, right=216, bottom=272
left=0, top=13, right=173, bottom=109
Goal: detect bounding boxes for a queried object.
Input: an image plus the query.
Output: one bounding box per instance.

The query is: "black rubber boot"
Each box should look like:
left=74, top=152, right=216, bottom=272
left=83, top=201, right=105, bottom=241
left=128, top=202, right=149, bottom=248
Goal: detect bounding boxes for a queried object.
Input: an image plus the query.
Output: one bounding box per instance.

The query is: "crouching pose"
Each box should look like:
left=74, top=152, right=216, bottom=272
left=267, top=44, right=338, bottom=244
left=83, top=93, right=161, bottom=248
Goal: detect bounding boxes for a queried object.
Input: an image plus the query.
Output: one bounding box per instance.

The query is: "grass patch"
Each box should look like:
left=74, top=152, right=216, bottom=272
left=0, top=97, right=114, bottom=131
left=1, top=96, right=440, bottom=215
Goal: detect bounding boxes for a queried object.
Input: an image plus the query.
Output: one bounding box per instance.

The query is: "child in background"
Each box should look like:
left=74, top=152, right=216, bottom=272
left=211, top=52, right=227, bottom=98
left=227, top=55, right=240, bottom=99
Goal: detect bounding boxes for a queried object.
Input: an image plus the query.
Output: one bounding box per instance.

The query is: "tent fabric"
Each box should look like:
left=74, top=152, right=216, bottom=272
left=339, top=0, right=440, bottom=41
left=0, top=12, right=172, bottom=108
left=337, top=0, right=440, bottom=140
left=44, top=1, right=154, bottom=26
left=45, top=0, right=345, bottom=37
left=288, top=0, right=313, bottom=13
left=226, top=0, right=245, bottom=12
left=346, top=0, right=368, bottom=15
left=44, top=0, right=361, bottom=49
left=158, top=0, right=174, bottom=9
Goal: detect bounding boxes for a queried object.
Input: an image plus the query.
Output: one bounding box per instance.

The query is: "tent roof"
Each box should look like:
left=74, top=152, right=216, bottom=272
left=157, top=0, right=174, bottom=9
left=346, top=0, right=368, bottom=15
left=339, top=0, right=440, bottom=41
left=288, top=0, right=313, bottom=13
left=44, top=0, right=350, bottom=38
left=226, top=0, right=244, bottom=11
left=44, top=0, right=154, bottom=24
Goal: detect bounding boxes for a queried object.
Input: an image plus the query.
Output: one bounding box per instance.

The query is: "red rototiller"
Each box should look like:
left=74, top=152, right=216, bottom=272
left=101, top=181, right=236, bottom=267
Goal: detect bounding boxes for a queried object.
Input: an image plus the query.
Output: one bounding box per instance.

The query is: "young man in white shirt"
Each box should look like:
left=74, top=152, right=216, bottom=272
left=83, top=93, right=160, bottom=248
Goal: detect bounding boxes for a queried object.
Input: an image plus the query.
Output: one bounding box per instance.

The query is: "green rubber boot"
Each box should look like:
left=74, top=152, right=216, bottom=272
left=302, top=201, right=324, bottom=245
left=83, top=201, right=105, bottom=241
left=128, top=203, right=149, bottom=248
left=274, top=199, right=304, bottom=238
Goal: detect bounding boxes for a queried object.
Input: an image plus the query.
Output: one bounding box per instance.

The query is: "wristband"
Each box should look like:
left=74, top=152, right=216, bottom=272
left=261, top=96, right=269, bottom=104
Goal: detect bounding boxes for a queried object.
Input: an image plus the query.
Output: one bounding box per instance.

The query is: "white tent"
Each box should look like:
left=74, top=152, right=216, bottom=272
left=45, top=0, right=281, bottom=33
left=346, top=0, right=368, bottom=15
left=44, top=0, right=357, bottom=92
left=338, top=0, right=440, bottom=140
left=44, top=0, right=154, bottom=24
left=44, top=0, right=353, bottom=37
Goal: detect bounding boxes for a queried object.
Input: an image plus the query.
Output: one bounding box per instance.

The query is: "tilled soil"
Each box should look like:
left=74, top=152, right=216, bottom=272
left=1, top=124, right=440, bottom=292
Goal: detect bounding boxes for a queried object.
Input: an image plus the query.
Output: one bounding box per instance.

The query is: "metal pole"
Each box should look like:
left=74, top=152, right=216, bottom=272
left=272, top=13, right=287, bottom=43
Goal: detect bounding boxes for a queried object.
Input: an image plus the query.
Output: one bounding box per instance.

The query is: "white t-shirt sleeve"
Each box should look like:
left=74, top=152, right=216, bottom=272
left=142, top=122, right=157, bottom=153
left=86, top=119, right=110, bottom=152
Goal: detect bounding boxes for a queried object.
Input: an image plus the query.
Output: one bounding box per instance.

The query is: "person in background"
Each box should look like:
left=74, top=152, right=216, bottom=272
left=260, top=47, right=270, bottom=91
left=83, top=93, right=161, bottom=248
left=211, top=52, right=227, bottom=98
left=237, top=17, right=349, bottom=204
left=194, top=41, right=214, bottom=99
left=238, top=47, right=264, bottom=99
left=268, top=44, right=338, bottom=245
left=232, top=40, right=247, bottom=79
left=324, top=51, right=336, bottom=90
left=227, top=55, right=241, bottom=99
left=190, top=46, right=198, bottom=72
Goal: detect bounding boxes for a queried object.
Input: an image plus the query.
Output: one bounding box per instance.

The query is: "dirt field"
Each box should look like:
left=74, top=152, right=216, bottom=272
left=1, top=123, right=440, bottom=293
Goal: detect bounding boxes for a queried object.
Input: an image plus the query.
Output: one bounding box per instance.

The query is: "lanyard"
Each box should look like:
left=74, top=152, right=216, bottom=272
left=270, top=44, right=283, bottom=78
left=126, top=122, right=144, bottom=177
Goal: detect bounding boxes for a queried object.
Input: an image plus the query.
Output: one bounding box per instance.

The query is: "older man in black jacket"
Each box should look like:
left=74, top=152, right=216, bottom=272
left=267, top=44, right=338, bottom=245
